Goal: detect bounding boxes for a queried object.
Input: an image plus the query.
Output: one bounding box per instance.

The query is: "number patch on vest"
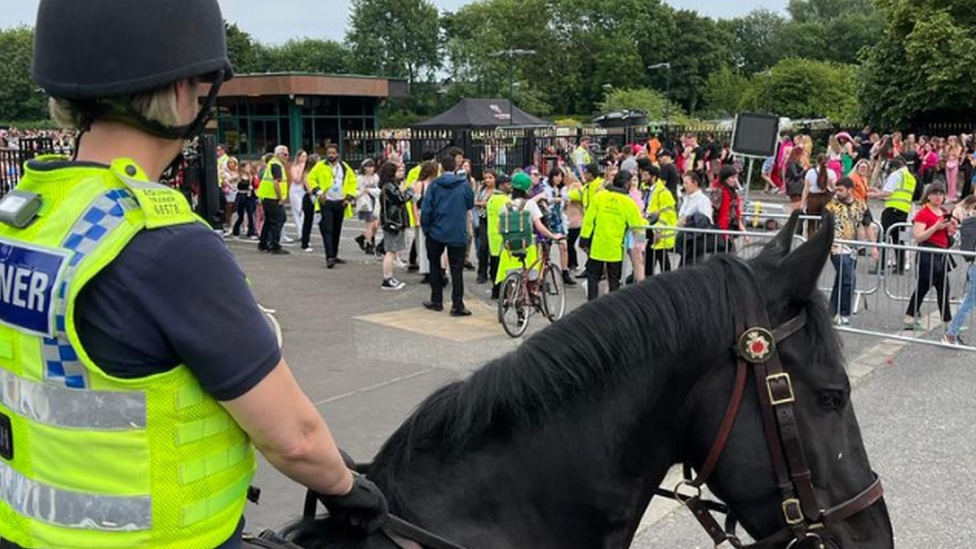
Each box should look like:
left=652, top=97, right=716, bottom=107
left=0, top=239, right=69, bottom=337
left=0, top=411, right=12, bottom=460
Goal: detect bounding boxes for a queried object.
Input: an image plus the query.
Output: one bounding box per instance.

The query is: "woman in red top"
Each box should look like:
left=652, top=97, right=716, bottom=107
left=712, top=165, right=744, bottom=252
left=905, top=182, right=957, bottom=328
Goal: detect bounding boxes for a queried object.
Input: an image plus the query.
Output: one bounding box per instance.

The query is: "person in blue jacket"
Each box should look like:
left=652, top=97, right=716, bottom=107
left=421, top=153, right=475, bottom=316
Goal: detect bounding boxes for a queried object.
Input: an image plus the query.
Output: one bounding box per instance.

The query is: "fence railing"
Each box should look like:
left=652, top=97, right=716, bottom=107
left=605, top=223, right=976, bottom=352
left=0, top=138, right=59, bottom=197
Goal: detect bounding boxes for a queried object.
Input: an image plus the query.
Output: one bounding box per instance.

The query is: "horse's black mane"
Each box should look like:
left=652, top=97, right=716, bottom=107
left=368, top=248, right=842, bottom=513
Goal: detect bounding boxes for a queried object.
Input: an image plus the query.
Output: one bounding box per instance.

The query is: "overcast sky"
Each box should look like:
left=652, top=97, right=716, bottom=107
left=2, top=0, right=788, bottom=44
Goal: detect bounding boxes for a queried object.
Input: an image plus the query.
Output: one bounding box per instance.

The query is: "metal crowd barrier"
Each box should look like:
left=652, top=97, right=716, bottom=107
left=607, top=224, right=976, bottom=352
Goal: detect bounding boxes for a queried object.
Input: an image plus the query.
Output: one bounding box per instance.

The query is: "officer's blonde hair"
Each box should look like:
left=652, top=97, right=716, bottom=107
left=49, top=84, right=182, bottom=130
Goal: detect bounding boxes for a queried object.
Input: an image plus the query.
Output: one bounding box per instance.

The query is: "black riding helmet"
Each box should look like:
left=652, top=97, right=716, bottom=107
left=33, top=0, right=234, bottom=140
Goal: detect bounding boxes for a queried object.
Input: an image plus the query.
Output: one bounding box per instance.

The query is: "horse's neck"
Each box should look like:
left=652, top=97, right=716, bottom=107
left=385, top=356, right=700, bottom=549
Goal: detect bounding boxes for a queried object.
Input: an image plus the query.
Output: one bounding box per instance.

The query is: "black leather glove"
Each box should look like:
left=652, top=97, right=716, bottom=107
left=318, top=474, right=389, bottom=533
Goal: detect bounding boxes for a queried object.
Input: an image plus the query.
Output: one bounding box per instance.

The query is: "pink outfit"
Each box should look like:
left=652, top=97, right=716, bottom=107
left=946, top=158, right=960, bottom=199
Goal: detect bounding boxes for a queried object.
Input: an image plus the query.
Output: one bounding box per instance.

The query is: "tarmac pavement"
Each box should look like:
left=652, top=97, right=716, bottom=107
left=236, top=217, right=974, bottom=547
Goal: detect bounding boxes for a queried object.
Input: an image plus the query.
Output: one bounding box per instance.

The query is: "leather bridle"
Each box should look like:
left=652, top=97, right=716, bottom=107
left=655, top=306, right=885, bottom=548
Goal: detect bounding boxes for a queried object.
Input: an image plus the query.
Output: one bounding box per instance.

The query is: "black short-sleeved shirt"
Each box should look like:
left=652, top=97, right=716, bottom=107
left=3, top=184, right=280, bottom=548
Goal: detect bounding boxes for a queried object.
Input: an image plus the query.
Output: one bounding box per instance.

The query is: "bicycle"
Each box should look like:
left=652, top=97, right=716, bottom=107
left=498, top=238, right=568, bottom=338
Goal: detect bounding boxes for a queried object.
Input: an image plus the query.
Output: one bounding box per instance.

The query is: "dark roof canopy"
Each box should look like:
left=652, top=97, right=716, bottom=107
left=412, top=98, right=553, bottom=129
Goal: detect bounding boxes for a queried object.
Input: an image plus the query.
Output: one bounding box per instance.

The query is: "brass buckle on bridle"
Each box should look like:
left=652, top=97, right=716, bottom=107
left=766, top=372, right=796, bottom=406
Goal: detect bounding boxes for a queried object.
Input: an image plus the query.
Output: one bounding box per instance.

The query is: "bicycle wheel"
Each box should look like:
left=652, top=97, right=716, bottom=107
left=498, top=272, right=529, bottom=338
left=541, top=265, right=567, bottom=321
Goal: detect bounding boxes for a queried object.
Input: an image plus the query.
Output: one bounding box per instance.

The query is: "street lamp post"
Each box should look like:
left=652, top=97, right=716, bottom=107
left=648, top=62, right=672, bottom=139
left=489, top=49, right=537, bottom=126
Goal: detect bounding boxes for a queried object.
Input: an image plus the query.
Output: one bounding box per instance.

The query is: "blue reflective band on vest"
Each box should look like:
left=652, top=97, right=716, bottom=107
left=0, top=239, right=69, bottom=337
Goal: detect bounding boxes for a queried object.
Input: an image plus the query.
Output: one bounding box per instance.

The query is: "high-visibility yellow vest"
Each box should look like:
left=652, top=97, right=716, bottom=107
left=307, top=160, right=358, bottom=218
left=486, top=191, right=512, bottom=257
left=0, top=157, right=255, bottom=549
left=883, top=169, right=917, bottom=214
left=404, top=166, right=423, bottom=228
left=646, top=183, right=677, bottom=250
left=256, top=157, right=287, bottom=200
left=568, top=177, right=605, bottom=211
left=580, top=187, right=648, bottom=262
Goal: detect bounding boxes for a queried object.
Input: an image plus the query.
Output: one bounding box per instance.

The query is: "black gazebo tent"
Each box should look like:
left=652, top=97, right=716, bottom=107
left=412, top=98, right=553, bottom=129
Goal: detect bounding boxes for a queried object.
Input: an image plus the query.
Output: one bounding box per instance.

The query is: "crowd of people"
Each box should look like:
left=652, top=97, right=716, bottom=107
left=220, top=126, right=975, bottom=339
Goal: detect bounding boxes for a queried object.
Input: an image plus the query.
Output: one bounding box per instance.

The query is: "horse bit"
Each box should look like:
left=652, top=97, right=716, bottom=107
left=655, top=307, right=885, bottom=549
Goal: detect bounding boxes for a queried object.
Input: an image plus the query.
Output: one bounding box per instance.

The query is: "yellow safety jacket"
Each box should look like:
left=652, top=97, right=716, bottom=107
left=0, top=157, right=255, bottom=549
left=308, top=160, right=358, bottom=217
left=883, top=168, right=917, bottom=214
left=580, top=187, right=648, bottom=262
left=646, top=182, right=677, bottom=250
left=256, top=157, right=287, bottom=201
left=404, top=165, right=423, bottom=229
left=486, top=191, right=512, bottom=257
left=568, top=177, right=605, bottom=211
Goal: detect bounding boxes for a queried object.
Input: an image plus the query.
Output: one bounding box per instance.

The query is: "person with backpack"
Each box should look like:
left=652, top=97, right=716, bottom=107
left=495, top=172, right=565, bottom=290
left=379, top=161, right=410, bottom=291
left=487, top=174, right=513, bottom=299
left=945, top=195, right=976, bottom=345
left=580, top=170, right=647, bottom=301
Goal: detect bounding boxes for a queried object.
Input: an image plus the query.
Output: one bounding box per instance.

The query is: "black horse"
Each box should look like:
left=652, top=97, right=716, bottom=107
left=285, top=214, right=893, bottom=549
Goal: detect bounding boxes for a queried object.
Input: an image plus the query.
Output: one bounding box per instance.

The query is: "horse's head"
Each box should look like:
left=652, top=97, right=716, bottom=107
left=682, top=213, right=893, bottom=548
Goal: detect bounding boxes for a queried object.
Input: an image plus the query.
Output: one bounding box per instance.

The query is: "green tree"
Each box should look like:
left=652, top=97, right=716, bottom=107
left=224, top=22, right=262, bottom=74
left=859, top=0, right=976, bottom=127
left=347, top=0, right=441, bottom=83
left=0, top=27, right=48, bottom=122
left=263, top=39, right=351, bottom=74
left=719, top=9, right=788, bottom=75
left=666, top=10, right=731, bottom=114
left=702, top=66, right=750, bottom=117
left=739, top=58, right=858, bottom=122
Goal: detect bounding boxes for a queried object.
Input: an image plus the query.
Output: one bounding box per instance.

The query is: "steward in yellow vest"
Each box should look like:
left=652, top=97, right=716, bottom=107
left=486, top=174, right=513, bottom=299
left=639, top=160, right=677, bottom=277
left=567, top=163, right=605, bottom=211
left=9, top=2, right=389, bottom=548
left=308, top=145, right=358, bottom=267
left=579, top=170, right=647, bottom=301
left=256, top=147, right=290, bottom=254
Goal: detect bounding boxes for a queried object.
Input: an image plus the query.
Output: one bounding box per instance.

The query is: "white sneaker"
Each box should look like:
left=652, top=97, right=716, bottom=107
left=302, top=247, right=314, bottom=253
left=281, top=236, right=295, bottom=244
left=840, top=316, right=851, bottom=326
left=394, top=258, right=409, bottom=270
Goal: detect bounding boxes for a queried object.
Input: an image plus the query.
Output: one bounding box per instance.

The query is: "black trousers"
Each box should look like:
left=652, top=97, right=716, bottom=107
left=319, top=200, right=346, bottom=260
left=232, top=194, right=255, bottom=237
left=427, top=238, right=466, bottom=310
left=881, top=208, right=909, bottom=273
left=259, top=200, right=285, bottom=251
left=489, top=254, right=501, bottom=298
left=906, top=249, right=953, bottom=322
left=476, top=218, right=490, bottom=279
left=301, top=193, right=316, bottom=249
left=566, top=227, right=581, bottom=270
left=586, top=259, right=622, bottom=301
left=646, top=247, right=672, bottom=277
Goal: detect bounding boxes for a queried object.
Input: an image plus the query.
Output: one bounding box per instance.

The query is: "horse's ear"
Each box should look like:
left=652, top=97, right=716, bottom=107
left=762, top=210, right=802, bottom=258
left=768, top=212, right=835, bottom=302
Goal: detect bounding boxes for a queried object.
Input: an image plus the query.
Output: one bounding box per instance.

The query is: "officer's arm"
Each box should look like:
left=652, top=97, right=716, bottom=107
left=221, top=358, right=354, bottom=497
